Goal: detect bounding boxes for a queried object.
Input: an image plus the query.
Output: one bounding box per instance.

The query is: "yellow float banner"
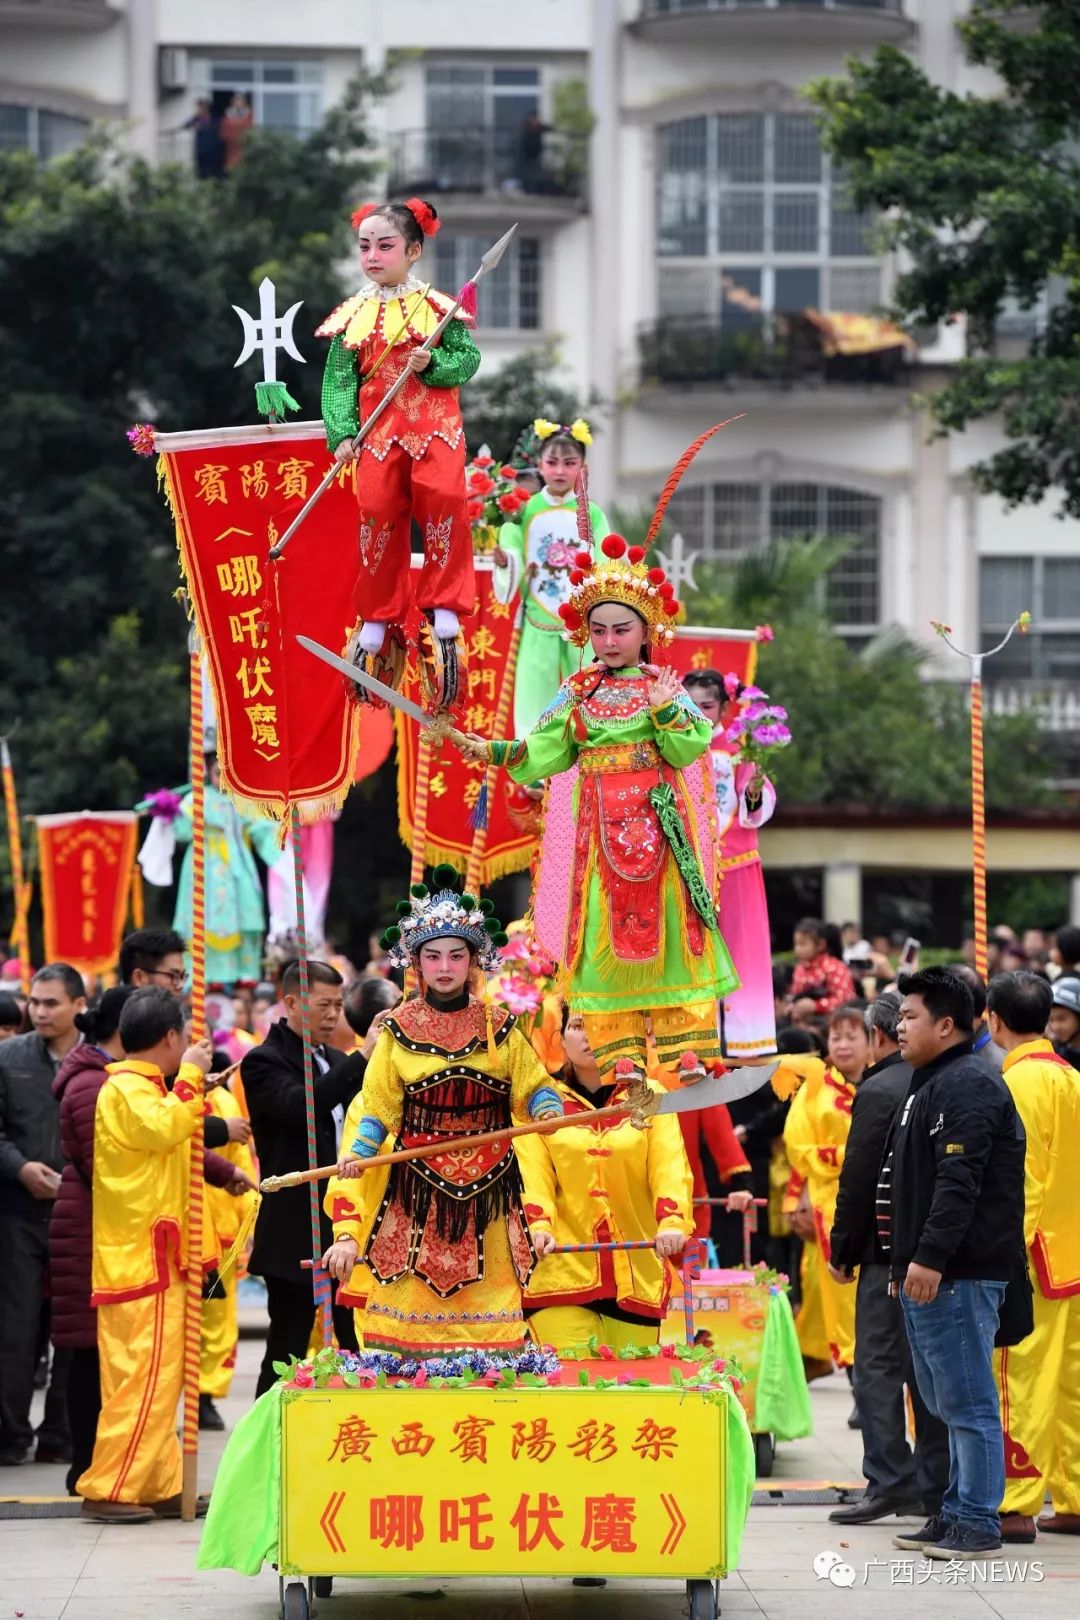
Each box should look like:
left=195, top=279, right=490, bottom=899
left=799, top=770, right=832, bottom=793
left=662, top=1276, right=767, bottom=1429
left=280, top=1387, right=726, bottom=1578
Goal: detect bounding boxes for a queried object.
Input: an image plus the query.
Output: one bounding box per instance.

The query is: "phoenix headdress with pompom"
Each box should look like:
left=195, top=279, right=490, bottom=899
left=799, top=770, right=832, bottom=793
left=380, top=863, right=508, bottom=973
left=557, top=533, right=681, bottom=649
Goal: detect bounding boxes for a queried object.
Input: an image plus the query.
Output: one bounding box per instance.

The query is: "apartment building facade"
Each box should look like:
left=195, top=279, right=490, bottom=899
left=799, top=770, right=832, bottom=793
left=3, top=0, right=1078, bottom=746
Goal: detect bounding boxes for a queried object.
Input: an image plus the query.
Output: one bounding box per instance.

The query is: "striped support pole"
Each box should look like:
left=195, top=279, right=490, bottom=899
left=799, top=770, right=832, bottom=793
left=931, top=612, right=1030, bottom=985
left=970, top=674, right=988, bottom=981
left=292, top=806, right=332, bottom=1347
left=550, top=1240, right=658, bottom=1255
left=181, top=643, right=207, bottom=1522
left=1, top=738, right=32, bottom=996
left=464, top=580, right=529, bottom=895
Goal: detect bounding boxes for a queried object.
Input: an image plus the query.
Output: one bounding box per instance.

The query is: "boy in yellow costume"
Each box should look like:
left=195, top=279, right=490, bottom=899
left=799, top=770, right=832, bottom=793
left=517, top=1010, right=694, bottom=1350
left=780, top=1007, right=868, bottom=1369
left=322, top=867, right=563, bottom=1356
left=199, top=1079, right=257, bottom=1430
left=986, top=974, right=1080, bottom=1544
left=78, top=989, right=212, bottom=1523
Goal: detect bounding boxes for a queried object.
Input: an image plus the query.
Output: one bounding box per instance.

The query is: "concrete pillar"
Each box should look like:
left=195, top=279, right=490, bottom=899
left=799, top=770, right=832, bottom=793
left=125, top=0, right=157, bottom=163
left=587, top=0, right=620, bottom=510
left=1070, top=872, right=1080, bottom=927
left=822, top=861, right=862, bottom=930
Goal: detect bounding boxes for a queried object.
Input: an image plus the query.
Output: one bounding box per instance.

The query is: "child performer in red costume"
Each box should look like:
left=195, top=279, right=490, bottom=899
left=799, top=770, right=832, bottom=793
left=317, top=198, right=481, bottom=698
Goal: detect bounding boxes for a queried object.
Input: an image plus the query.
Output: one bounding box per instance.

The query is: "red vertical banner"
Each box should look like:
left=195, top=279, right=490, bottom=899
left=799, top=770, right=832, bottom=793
left=36, top=812, right=137, bottom=975
left=667, top=627, right=759, bottom=687
left=155, top=424, right=360, bottom=823
left=395, top=563, right=538, bottom=884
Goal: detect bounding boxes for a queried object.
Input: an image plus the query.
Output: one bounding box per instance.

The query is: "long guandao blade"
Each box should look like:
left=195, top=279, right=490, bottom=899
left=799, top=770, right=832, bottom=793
left=656, top=1060, right=779, bottom=1114
left=296, top=635, right=431, bottom=726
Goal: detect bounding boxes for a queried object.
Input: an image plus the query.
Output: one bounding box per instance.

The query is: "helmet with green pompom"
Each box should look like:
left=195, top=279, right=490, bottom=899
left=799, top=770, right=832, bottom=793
left=380, top=863, right=507, bottom=973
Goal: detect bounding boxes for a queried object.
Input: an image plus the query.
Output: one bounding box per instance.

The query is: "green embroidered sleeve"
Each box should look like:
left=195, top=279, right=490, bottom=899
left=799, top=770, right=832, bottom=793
left=423, top=318, right=482, bottom=389
left=321, top=333, right=359, bottom=451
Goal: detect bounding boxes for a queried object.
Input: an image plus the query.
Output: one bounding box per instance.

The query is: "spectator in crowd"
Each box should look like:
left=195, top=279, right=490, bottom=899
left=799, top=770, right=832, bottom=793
left=887, top=968, right=1026, bottom=1561
left=1048, top=977, right=1080, bottom=1067
left=243, top=961, right=371, bottom=1397
left=790, top=918, right=857, bottom=1018
left=949, top=964, right=1004, bottom=1072
left=0, top=994, right=22, bottom=1040
left=782, top=1004, right=867, bottom=1384
left=50, top=987, right=134, bottom=1494
left=220, top=92, right=252, bottom=173
left=985, top=972, right=1080, bottom=1544
left=118, top=928, right=186, bottom=991
left=1021, top=928, right=1049, bottom=968
left=183, top=97, right=223, bottom=181
left=77, top=990, right=226, bottom=1522
left=343, top=975, right=401, bottom=1044
left=1052, top=925, right=1080, bottom=978
left=828, top=992, right=949, bottom=1525
left=0, top=964, right=85, bottom=1466
left=117, top=929, right=250, bottom=1159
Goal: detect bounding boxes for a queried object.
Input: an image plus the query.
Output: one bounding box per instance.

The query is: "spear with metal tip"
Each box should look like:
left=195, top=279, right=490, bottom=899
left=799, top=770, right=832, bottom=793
left=267, top=224, right=519, bottom=562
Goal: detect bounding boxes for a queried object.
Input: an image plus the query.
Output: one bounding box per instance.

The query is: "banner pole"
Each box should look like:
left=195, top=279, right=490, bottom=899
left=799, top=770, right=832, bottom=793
left=1, top=738, right=32, bottom=996
left=291, top=805, right=333, bottom=1346
left=181, top=634, right=206, bottom=1522
left=465, top=577, right=529, bottom=896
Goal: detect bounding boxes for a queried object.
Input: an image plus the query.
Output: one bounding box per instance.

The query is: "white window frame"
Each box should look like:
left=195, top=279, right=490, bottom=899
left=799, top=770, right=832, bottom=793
left=981, top=556, right=1080, bottom=682
left=434, top=233, right=542, bottom=333
left=0, top=103, right=90, bottom=159
left=662, top=478, right=883, bottom=634
left=191, top=57, right=324, bottom=135
left=656, top=111, right=882, bottom=318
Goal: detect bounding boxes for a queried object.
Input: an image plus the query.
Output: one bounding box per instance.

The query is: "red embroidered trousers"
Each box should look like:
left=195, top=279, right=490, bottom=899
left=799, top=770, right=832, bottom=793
left=354, top=437, right=475, bottom=623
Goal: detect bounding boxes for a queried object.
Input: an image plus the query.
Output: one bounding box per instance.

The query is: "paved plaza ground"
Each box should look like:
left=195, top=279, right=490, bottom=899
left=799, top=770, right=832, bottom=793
left=3, top=1320, right=1075, bottom=1620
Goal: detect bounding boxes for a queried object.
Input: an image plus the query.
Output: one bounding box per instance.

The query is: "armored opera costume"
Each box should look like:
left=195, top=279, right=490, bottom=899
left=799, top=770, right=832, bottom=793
left=325, top=869, right=563, bottom=1356
left=479, top=536, right=739, bottom=1077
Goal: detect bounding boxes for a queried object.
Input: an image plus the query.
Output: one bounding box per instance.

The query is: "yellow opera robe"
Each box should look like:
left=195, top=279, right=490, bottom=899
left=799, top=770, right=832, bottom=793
left=782, top=1059, right=857, bottom=1368
left=201, top=1083, right=257, bottom=1401
left=515, top=1070, right=693, bottom=1350
left=326, top=997, right=561, bottom=1356
left=996, top=1040, right=1080, bottom=1517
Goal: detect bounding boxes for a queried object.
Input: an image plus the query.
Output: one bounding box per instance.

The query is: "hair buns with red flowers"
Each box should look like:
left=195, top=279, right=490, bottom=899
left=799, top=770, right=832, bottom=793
left=403, top=197, right=441, bottom=237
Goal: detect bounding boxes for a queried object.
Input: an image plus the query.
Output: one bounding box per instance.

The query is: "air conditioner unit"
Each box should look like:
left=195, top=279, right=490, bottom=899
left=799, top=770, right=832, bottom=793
left=159, top=47, right=189, bottom=93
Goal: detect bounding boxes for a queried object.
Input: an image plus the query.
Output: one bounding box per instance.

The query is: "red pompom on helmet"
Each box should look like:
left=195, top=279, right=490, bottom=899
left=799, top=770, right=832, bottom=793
left=558, top=605, right=583, bottom=629
left=627, top=545, right=646, bottom=565
left=662, top=599, right=681, bottom=617
left=601, top=534, right=627, bottom=560
left=351, top=202, right=380, bottom=231
left=403, top=197, right=441, bottom=237
left=658, top=581, right=675, bottom=600
left=569, top=569, right=586, bottom=587
left=648, top=567, right=667, bottom=586
left=574, top=550, right=594, bottom=570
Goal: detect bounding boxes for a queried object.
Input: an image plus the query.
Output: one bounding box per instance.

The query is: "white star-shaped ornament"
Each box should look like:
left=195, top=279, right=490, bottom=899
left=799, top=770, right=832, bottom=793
left=653, top=532, right=700, bottom=596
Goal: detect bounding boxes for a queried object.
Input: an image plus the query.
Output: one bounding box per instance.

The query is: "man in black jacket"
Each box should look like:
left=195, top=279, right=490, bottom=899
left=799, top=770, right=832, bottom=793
left=243, top=960, right=383, bottom=1397
left=884, top=968, right=1025, bottom=1562
left=827, top=993, right=949, bottom=1524
left=0, top=964, right=85, bottom=1465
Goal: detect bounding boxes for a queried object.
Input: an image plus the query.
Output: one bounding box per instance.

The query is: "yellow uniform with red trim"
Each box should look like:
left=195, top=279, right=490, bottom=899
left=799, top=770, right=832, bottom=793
left=77, top=1059, right=204, bottom=1507
left=515, top=1071, right=693, bottom=1350
left=995, top=1039, right=1080, bottom=1517
left=200, top=1083, right=257, bottom=1401
left=782, top=1057, right=857, bottom=1367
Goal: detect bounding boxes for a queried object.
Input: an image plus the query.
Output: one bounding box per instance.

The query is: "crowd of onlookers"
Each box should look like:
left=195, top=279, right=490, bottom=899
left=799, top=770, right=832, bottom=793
left=2, top=914, right=1078, bottom=1548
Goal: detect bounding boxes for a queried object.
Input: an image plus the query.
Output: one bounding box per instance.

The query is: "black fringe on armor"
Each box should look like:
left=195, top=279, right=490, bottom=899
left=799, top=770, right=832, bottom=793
left=389, top=1156, right=524, bottom=1245
left=401, top=1081, right=507, bottom=1138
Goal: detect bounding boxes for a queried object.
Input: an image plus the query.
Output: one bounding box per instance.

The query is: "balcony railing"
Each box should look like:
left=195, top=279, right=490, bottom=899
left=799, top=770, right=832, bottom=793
left=1, top=0, right=119, bottom=26
left=641, top=1, right=905, bottom=15
left=386, top=127, right=587, bottom=203
left=984, top=680, right=1080, bottom=736
left=638, top=314, right=913, bottom=389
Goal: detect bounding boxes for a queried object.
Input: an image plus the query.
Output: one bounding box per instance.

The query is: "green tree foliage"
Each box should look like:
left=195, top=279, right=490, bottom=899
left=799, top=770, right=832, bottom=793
left=462, top=345, right=594, bottom=463
left=0, top=72, right=389, bottom=820
left=808, top=1, right=1080, bottom=514
left=684, top=537, right=1050, bottom=810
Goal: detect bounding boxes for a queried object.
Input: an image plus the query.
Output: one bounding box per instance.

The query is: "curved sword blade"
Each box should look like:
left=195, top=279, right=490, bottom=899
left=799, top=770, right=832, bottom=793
left=296, top=635, right=430, bottom=725
left=657, top=1060, right=779, bottom=1113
